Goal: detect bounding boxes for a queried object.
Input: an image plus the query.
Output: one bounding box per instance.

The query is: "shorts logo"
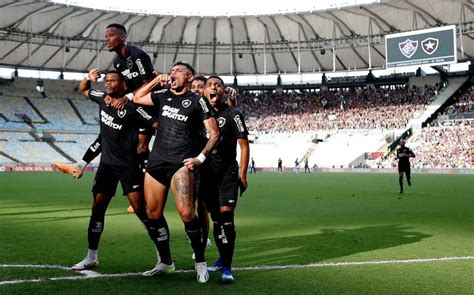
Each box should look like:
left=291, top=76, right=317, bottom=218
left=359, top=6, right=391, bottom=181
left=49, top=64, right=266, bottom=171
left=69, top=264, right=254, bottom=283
left=399, top=39, right=418, bottom=58
left=117, top=109, right=127, bottom=118
left=233, top=115, right=245, bottom=132
left=421, top=38, right=438, bottom=55
left=217, top=117, right=226, bottom=128
left=132, top=184, right=140, bottom=189
left=182, top=99, right=191, bottom=108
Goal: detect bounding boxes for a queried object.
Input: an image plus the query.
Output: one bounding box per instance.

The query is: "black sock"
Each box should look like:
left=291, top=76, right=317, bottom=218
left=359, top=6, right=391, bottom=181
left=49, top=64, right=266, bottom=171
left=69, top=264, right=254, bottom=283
left=87, top=216, right=104, bottom=250
left=144, top=217, right=172, bottom=265
left=399, top=176, right=404, bottom=191
left=82, top=137, right=102, bottom=163
left=184, top=217, right=205, bottom=263
left=213, top=220, right=224, bottom=261
left=219, top=211, right=236, bottom=268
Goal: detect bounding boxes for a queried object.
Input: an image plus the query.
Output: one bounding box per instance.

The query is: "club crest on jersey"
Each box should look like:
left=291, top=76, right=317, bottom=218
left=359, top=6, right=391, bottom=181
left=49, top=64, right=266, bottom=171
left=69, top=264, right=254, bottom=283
left=399, top=39, right=418, bottom=58
left=182, top=99, right=192, bottom=108
left=117, top=109, right=127, bottom=118
left=217, top=117, right=226, bottom=128
left=127, top=58, right=133, bottom=69
left=421, top=37, right=439, bottom=55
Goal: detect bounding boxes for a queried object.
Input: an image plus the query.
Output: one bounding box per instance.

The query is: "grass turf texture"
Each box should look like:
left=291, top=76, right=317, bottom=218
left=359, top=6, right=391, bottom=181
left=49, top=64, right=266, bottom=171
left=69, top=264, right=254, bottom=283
left=0, top=172, right=473, bottom=294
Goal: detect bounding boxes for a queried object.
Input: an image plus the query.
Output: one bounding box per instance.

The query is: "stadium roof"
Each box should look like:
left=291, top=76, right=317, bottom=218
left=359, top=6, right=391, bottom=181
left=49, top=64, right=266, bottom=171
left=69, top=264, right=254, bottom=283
left=0, top=0, right=472, bottom=75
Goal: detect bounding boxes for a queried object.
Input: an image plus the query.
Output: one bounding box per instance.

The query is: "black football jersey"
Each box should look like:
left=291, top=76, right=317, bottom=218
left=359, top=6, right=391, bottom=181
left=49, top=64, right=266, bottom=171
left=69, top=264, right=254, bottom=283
left=113, top=45, right=154, bottom=93
left=396, top=146, right=414, bottom=165
left=147, top=90, right=214, bottom=167
left=88, top=89, right=156, bottom=166
left=209, top=104, right=248, bottom=171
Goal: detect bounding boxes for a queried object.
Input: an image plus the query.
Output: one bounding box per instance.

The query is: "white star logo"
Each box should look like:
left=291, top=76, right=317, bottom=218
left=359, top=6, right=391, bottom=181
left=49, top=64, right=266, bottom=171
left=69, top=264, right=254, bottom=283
left=424, top=41, right=435, bottom=50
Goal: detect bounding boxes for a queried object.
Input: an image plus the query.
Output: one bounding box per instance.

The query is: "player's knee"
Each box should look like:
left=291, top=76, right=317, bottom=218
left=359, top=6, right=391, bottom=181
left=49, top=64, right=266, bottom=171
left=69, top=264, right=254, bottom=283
left=146, top=207, right=162, bottom=219
left=178, top=208, right=195, bottom=222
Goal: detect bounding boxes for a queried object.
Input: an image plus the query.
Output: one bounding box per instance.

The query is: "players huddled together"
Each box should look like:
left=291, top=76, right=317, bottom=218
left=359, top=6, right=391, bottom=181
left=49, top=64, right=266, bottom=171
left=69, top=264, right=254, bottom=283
left=56, top=23, right=249, bottom=284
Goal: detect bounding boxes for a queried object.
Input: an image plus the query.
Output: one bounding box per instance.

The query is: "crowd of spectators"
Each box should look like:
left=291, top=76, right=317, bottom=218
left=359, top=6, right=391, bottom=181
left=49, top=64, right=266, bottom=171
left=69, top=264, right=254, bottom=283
left=238, top=86, right=435, bottom=133
left=410, top=122, right=472, bottom=169
left=370, top=120, right=472, bottom=169
left=442, top=87, right=473, bottom=116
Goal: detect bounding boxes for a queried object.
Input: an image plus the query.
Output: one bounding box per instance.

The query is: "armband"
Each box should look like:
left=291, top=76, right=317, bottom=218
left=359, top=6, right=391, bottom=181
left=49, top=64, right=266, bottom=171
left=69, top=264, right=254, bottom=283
left=196, top=153, right=206, bottom=163
left=125, top=93, right=135, bottom=101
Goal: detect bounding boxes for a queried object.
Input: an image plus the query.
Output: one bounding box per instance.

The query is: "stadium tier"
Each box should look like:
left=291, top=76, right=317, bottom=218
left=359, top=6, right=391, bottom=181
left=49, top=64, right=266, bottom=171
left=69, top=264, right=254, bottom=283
left=0, top=75, right=472, bottom=169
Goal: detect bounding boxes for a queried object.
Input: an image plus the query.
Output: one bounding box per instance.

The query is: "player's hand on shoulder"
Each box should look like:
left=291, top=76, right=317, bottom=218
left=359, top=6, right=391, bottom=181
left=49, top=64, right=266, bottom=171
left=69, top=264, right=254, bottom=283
left=88, top=69, right=101, bottom=83
left=104, top=95, right=112, bottom=105
left=110, top=96, right=127, bottom=109
left=225, top=87, right=238, bottom=98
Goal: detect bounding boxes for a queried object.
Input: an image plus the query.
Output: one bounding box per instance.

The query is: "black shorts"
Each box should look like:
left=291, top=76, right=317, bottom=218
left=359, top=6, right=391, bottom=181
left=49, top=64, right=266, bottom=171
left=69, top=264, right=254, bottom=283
left=200, top=164, right=239, bottom=212
left=92, top=163, right=143, bottom=196
left=147, top=163, right=183, bottom=187
left=398, top=163, right=411, bottom=173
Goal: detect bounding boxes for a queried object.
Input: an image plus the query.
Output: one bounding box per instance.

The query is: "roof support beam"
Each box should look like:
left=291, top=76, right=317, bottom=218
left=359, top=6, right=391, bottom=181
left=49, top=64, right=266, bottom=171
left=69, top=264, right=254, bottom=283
left=286, top=15, right=324, bottom=71
left=172, top=17, right=190, bottom=65
left=255, top=18, right=280, bottom=74
left=269, top=15, right=298, bottom=72
left=242, top=17, right=259, bottom=74
left=191, top=18, right=204, bottom=72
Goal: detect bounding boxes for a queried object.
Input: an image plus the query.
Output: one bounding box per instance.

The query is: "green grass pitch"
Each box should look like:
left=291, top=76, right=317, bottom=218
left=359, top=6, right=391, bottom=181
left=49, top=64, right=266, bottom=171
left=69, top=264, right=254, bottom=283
left=1, top=172, right=473, bottom=294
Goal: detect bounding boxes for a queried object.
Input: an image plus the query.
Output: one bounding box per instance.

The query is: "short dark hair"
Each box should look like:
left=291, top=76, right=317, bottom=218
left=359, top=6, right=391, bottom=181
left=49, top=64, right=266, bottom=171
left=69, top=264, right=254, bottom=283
left=106, top=70, right=124, bottom=80
left=106, top=23, right=127, bottom=35
left=206, top=75, right=224, bottom=86
left=192, top=75, right=207, bottom=83
left=172, top=61, right=195, bottom=76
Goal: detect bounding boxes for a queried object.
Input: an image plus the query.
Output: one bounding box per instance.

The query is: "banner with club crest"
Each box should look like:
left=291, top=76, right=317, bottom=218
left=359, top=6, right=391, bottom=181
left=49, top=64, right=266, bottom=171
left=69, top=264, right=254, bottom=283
left=385, top=25, right=457, bottom=68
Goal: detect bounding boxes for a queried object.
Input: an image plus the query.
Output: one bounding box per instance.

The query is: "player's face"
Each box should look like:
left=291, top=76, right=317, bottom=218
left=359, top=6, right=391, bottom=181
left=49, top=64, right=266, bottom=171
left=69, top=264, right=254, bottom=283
left=400, top=140, right=406, bottom=147
left=169, top=65, right=192, bottom=90
left=105, top=27, right=125, bottom=52
left=105, top=73, right=124, bottom=96
left=191, top=80, right=205, bottom=95
left=204, top=77, right=224, bottom=107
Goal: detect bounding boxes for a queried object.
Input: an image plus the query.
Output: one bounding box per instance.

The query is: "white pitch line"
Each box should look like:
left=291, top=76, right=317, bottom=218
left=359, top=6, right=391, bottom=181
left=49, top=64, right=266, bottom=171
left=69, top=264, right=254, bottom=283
left=1, top=256, right=473, bottom=286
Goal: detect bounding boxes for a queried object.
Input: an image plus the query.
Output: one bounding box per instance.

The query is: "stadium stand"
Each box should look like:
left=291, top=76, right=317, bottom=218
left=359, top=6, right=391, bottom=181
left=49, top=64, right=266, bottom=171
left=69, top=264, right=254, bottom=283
left=0, top=73, right=471, bottom=170
left=239, top=85, right=435, bottom=133
left=410, top=123, right=472, bottom=169
left=0, top=131, right=71, bottom=165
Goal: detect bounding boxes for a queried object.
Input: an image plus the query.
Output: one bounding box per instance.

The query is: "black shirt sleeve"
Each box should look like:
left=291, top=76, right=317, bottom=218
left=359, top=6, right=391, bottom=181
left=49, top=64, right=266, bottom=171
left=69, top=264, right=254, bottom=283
left=197, top=96, right=214, bottom=121
left=134, top=105, right=158, bottom=130
left=230, top=109, right=249, bottom=139
left=88, top=89, right=105, bottom=104
left=136, top=49, right=154, bottom=81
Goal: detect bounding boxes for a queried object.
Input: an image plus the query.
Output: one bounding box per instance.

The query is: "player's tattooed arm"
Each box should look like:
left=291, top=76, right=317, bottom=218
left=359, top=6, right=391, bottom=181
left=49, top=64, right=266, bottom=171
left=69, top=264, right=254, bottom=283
left=183, top=117, right=220, bottom=170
